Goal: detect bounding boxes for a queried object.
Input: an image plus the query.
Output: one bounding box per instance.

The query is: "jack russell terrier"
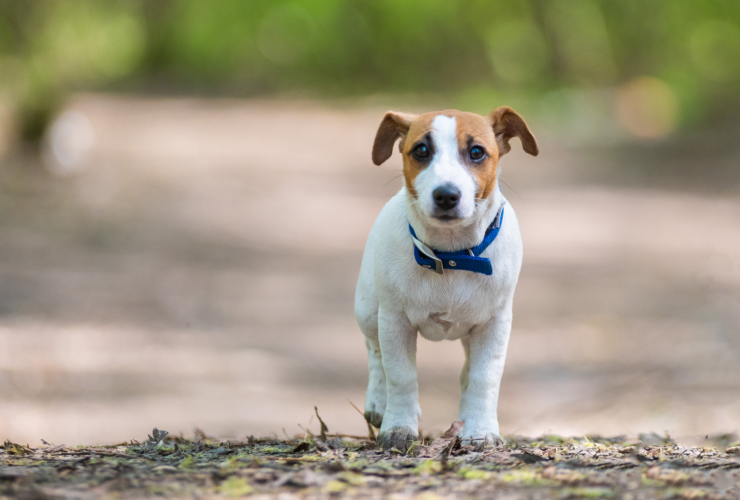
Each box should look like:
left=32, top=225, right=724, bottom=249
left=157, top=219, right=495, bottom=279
left=355, top=107, right=538, bottom=450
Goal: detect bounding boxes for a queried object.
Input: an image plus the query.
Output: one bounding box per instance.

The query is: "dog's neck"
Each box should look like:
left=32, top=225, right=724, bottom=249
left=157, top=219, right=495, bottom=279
left=406, top=184, right=504, bottom=253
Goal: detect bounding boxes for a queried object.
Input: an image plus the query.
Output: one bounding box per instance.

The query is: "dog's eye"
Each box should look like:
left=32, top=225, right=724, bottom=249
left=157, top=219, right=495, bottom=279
left=469, top=146, right=486, bottom=161
left=412, top=143, right=430, bottom=160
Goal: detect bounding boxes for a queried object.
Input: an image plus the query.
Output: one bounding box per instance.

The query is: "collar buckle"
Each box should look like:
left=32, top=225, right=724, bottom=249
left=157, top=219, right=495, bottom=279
left=411, top=235, right=444, bottom=275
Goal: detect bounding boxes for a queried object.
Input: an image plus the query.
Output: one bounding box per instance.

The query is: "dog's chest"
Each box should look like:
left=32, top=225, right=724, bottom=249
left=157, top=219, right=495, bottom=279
left=415, top=311, right=475, bottom=341
left=405, top=278, right=496, bottom=341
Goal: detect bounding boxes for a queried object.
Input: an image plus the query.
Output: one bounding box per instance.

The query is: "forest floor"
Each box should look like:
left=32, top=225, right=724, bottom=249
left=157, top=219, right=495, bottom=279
left=2, top=423, right=739, bottom=500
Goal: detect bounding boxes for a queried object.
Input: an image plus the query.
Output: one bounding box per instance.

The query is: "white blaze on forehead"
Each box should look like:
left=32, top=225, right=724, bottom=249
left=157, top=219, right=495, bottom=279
left=413, top=115, right=477, bottom=219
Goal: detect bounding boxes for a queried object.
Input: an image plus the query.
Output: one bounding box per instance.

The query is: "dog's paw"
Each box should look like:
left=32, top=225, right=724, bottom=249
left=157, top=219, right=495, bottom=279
left=461, top=433, right=504, bottom=451
left=460, top=421, right=504, bottom=450
left=364, top=410, right=383, bottom=428
left=376, top=426, right=418, bottom=451
left=364, top=390, right=386, bottom=428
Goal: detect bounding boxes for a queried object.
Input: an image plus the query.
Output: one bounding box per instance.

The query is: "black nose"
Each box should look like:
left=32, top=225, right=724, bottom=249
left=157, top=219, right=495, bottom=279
left=433, top=184, right=461, bottom=210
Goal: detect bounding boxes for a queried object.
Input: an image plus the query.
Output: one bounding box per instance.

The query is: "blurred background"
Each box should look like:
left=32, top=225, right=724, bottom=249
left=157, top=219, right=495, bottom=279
left=0, top=0, right=739, bottom=446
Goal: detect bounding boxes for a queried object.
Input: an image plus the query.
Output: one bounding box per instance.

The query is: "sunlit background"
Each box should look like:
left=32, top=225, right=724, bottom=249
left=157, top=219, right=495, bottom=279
left=0, top=1, right=739, bottom=446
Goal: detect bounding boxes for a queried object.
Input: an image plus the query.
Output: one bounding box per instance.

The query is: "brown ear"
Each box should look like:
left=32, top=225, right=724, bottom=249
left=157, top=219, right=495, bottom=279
left=489, top=106, right=538, bottom=157
left=372, top=111, right=417, bottom=165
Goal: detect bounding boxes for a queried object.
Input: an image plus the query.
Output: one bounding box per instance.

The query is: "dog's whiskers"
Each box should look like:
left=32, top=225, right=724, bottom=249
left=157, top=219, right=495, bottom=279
left=382, top=174, right=404, bottom=187
left=497, top=178, right=524, bottom=203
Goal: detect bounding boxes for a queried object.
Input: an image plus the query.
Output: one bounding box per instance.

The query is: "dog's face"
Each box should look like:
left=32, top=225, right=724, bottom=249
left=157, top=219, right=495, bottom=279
left=372, top=107, right=538, bottom=226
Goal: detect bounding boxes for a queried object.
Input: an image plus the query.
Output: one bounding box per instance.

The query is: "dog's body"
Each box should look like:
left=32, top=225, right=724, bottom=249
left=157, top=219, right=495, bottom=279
left=354, top=108, right=538, bottom=450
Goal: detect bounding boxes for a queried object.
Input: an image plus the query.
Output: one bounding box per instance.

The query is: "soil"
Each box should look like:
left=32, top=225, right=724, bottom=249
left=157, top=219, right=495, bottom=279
left=2, top=426, right=739, bottom=499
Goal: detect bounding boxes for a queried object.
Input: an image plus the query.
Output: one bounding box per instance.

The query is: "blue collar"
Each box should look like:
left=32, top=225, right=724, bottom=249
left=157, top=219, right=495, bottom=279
left=408, top=204, right=504, bottom=276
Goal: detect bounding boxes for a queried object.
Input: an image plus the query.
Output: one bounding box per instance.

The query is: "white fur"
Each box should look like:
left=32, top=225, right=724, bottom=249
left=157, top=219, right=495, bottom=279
left=355, top=120, right=523, bottom=446
left=414, top=116, right=477, bottom=222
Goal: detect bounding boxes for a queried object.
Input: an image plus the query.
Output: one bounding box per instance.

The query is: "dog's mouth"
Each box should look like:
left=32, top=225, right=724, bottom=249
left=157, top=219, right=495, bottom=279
left=433, top=214, right=459, bottom=222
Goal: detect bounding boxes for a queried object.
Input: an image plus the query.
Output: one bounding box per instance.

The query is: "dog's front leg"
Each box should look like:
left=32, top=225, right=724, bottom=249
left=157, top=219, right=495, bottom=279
left=458, top=313, right=512, bottom=446
left=376, top=305, right=420, bottom=451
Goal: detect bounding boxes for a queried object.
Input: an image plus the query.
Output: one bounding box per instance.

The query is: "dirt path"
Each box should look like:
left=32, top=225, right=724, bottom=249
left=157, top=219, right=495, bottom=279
left=0, top=95, right=739, bottom=446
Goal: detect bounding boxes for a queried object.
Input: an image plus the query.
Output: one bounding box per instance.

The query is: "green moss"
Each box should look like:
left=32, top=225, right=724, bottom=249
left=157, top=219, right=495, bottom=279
left=337, top=471, right=366, bottom=486
left=218, top=477, right=253, bottom=497
left=458, top=468, right=492, bottom=480
left=414, top=459, right=443, bottom=475
left=324, top=480, right=348, bottom=493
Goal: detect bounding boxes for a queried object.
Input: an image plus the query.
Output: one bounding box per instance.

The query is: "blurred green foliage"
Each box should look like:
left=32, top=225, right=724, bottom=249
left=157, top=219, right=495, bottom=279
left=1, top=0, right=739, bottom=141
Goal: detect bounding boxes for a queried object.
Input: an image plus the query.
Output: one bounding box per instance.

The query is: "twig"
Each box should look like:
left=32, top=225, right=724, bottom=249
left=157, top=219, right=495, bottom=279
left=347, top=399, right=377, bottom=441
left=58, top=450, right=131, bottom=458
left=314, top=406, right=329, bottom=442
left=297, top=424, right=315, bottom=439
left=331, top=434, right=373, bottom=441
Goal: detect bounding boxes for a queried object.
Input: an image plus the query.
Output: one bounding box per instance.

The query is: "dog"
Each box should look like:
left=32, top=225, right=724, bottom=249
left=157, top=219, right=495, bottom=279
left=354, top=107, right=538, bottom=450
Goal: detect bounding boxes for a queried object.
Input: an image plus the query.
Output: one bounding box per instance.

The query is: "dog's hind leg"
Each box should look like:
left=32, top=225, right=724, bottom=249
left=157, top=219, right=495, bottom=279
left=355, top=254, right=385, bottom=428
left=458, top=335, right=471, bottom=425
left=363, top=335, right=386, bottom=428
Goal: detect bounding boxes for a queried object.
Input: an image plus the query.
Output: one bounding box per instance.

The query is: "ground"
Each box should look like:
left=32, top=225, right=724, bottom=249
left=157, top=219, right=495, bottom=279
left=2, top=424, right=739, bottom=499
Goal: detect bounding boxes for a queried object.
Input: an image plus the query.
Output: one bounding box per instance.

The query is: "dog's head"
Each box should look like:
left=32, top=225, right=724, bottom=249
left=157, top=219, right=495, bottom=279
left=372, top=108, right=538, bottom=226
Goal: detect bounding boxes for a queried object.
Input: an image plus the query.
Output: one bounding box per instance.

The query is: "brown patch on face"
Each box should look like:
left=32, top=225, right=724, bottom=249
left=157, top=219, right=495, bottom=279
left=397, top=113, right=437, bottom=199
left=451, top=111, right=500, bottom=201
left=371, top=107, right=537, bottom=202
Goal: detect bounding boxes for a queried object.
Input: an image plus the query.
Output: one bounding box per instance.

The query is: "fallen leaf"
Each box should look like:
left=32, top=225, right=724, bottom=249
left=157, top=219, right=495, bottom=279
left=314, top=406, right=329, bottom=442
left=417, top=421, right=464, bottom=458
left=291, top=441, right=310, bottom=453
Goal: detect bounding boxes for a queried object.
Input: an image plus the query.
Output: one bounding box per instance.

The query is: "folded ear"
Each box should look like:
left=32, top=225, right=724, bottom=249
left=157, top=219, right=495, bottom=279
left=372, top=111, right=417, bottom=165
left=489, top=106, right=538, bottom=157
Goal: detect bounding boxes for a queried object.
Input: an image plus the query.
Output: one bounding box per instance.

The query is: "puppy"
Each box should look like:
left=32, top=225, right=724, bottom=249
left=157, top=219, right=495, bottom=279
left=354, top=107, right=538, bottom=450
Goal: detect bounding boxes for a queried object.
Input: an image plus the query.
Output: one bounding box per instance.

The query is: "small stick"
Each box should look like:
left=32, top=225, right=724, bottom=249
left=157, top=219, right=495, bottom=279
left=347, top=399, right=377, bottom=441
